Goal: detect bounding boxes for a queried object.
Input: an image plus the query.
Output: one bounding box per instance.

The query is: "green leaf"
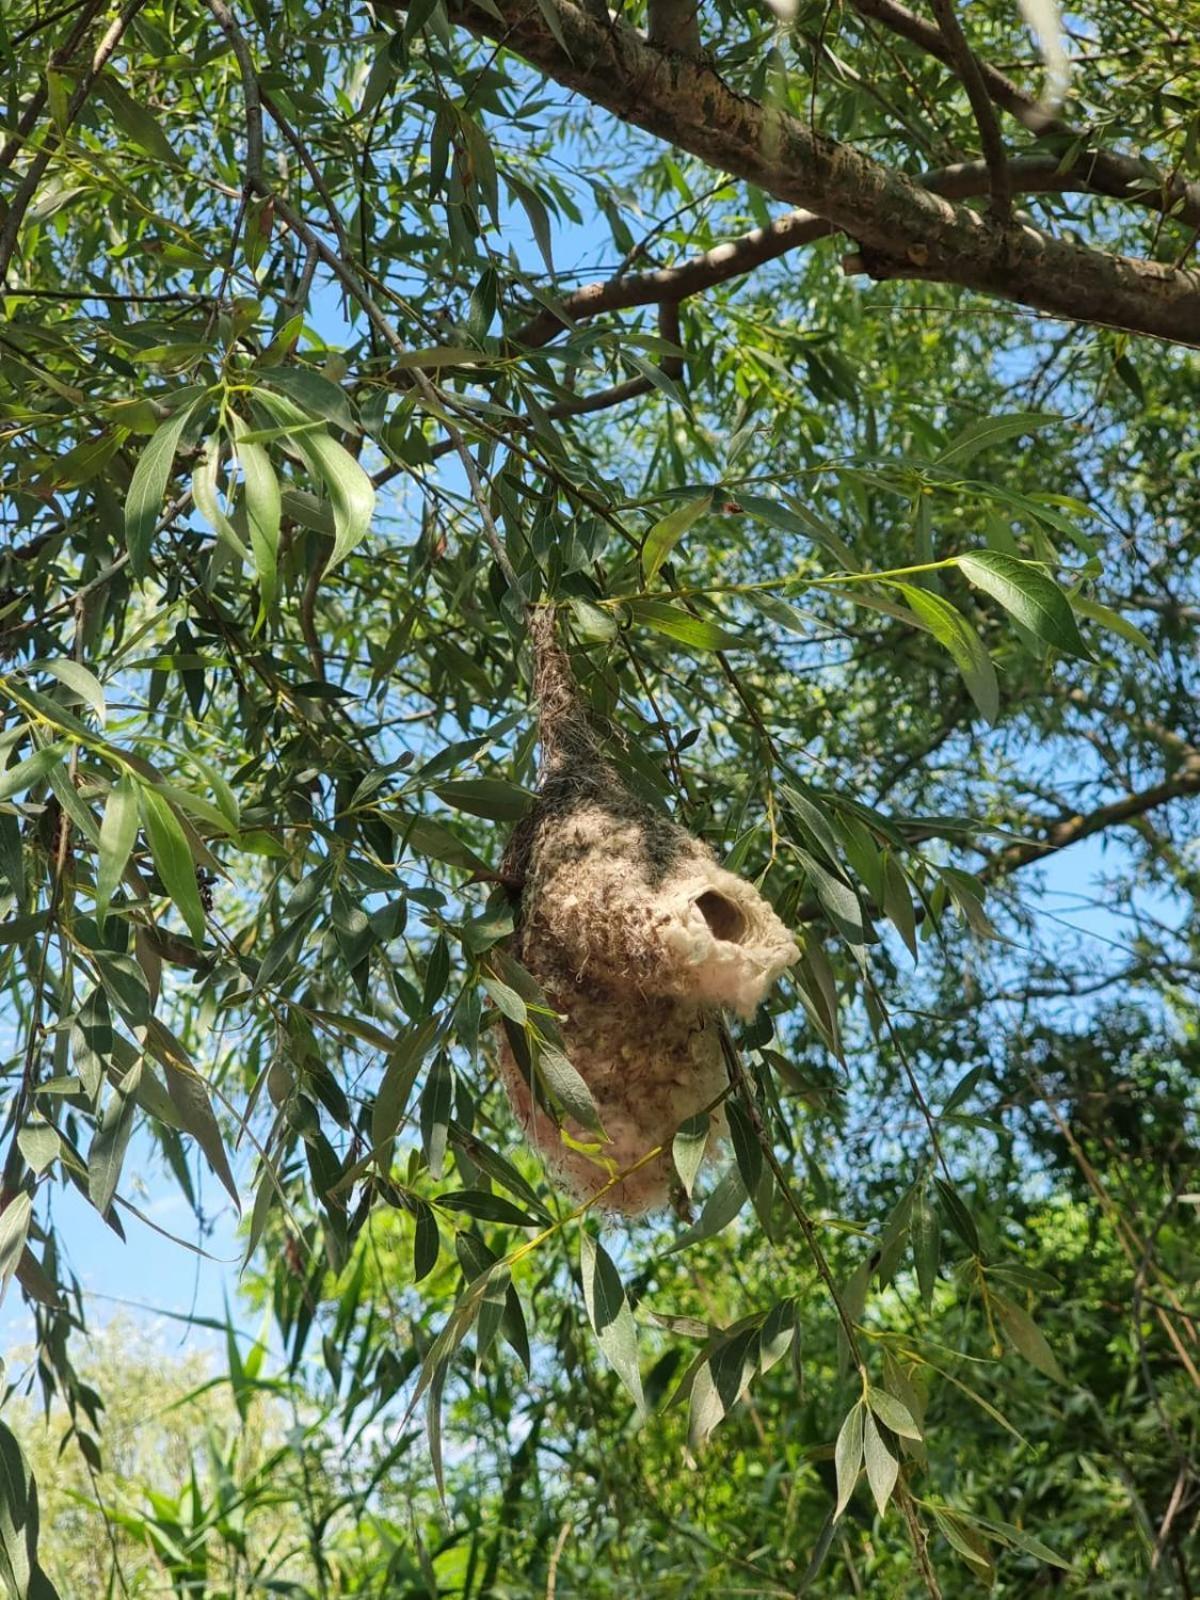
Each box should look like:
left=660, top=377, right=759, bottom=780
left=935, top=411, right=1059, bottom=468
left=627, top=599, right=746, bottom=652
left=863, top=1411, right=898, bottom=1516
left=125, top=397, right=201, bottom=580
left=0, top=1193, right=32, bottom=1299
left=149, top=1022, right=239, bottom=1206
left=254, top=390, right=374, bottom=569
left=88, top=1059, right=142, bottom=1216
left=0, top=746, right=64, bottom=804
left=480, top=975, right=527, bottom=1026
left=955, top=551, right=1091, bottom=660
left=580, top=1231, right=645, bottom=1415
left=420, top=1053, right=453, bottom=1180
left=372, top=1015, right=441, bottom=1153
left=867, top=1387, right=922, bottom=1440
left=892, top=583, right=999, bottom=723
left=95, top=774, right=140, bottom=928
left=833, top=1401, right=864, bottom=1519
left=261, top=367, right=358, bottom=431
left=0, top=1418, right=62, bottom=1600
left=672, top=1113, right=709, bottom=1199
left=33, top=659, right=106, bottom=724
left=1070, top=594, right=1153, bottom=654
left=140, top=787, right=207, bottom=944
left=231, top=419, right=282, bottom=613
left=642, top=492, right=712, bottom=581
left=911, top=1186, right=940, bottom=1308
left=533, top=1041, right=603, bottom=1134
left=91, top=950, right=151, bottom=1026
left=739, top=492, right=860, bottom=570
left=969, top=1512, right=1073, bottom=1570
left=96, top=78, right=176, bottom=163
left=434, top=778, right=534, bottom=821
left=16, top=1126, right=60, bottom=1176
left=436, top=1189, right=538, bottom=1227
left=666, top=1165, right=748, bottom=1252
left=192, top=437, right=249, bottom=560
left=931, top=1507, right=995, bottom=1580
left=993, top=1293, right=1067, bottom=1383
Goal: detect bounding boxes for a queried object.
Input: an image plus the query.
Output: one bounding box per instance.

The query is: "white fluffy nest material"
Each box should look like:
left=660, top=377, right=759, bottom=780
left=497, top=620, right=798, bottom=1213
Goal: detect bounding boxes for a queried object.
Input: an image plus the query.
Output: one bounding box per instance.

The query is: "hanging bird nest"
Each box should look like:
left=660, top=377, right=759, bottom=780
left=496, top=608, right=798, bottom=1214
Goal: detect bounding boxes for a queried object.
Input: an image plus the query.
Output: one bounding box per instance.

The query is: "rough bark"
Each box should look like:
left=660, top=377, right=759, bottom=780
left=404, top=0, right=1200, bottom=347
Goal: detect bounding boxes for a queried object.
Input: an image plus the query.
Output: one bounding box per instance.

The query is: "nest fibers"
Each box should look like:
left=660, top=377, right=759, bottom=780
left=497, top=609, right=799, bottom=1214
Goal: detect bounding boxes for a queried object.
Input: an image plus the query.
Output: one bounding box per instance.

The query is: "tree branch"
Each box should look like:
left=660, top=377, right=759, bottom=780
left=405, top=0, right=1200, bottom=347
left=849, top=0, right=1200, bottom=232
left=512, top=156, right=1134, bottom=351
left=925, top=0, right=1010, bottom=219
left=981, top=753, right=1200, bottom=879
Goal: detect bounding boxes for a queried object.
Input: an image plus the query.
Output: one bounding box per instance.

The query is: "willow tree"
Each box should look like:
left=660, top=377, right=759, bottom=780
left=2, top=0, right=1199, bottom=1591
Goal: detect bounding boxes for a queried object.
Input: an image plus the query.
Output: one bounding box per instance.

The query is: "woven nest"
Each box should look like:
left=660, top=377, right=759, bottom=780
left=497, top=609, right=798, bottom=1214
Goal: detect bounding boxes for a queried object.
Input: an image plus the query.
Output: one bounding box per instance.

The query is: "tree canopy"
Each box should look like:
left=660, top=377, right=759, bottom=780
left=1, top=0, right=1199, bottom=1592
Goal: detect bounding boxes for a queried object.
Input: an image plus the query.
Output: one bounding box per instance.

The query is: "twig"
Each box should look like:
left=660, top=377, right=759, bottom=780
left=926, top=0, right=1010, bottom=220
left=0, top=0, right=147, bottom=279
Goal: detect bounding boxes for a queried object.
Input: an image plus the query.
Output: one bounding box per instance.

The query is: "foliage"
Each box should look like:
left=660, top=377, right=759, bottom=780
left=1, top=0, right=1199, bottom=1592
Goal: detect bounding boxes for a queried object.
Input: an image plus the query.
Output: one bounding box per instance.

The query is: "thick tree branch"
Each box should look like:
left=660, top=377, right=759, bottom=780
left=513, top=155, right=1135, bottom=350
left=850, top=0, right=1200, bottom=232
left=789, top=753, right=1200, bottom=924
left=981, top=753, right=1200, bottom=879
left=412, top=0, right=1200, bottom=346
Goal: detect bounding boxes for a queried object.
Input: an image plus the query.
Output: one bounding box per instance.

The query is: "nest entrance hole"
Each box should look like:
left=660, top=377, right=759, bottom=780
left=695, top=890, right=748, bottom=944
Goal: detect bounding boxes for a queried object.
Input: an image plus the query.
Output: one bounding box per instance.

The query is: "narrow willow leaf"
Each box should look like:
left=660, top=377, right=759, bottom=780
left=437, top=1189, right=538, bottom=1227
left=932, top=1507, right=995, bottom=1579
left=126, top=398, right=201, bottom=579
left=149, top=1022, right=239, bottom=1206
left=420, top=1053, right=453, bottom=1179
left=739, top=492, right=860, bottom=570
left=16, top=1125, right=60, bottom=1175
left=642, top=492, right=712, bottom=581
left=892, top=582, right=999, bottom=724
left=867, top=1387, right=922, bottom=1440
left=434, top=778, right=534, bottom=821
left=935, top=411, right=1059, bottom=468
left=372, top=1014, right=441, bottom=1152
left=956, top=551, right=1091, bottom=660
left=911, top=1186, right=940, bottom=1308
left=96, top=78, right=176, bottom=163
left=232, top=419, right=282, bottom=612
left=627, top=599, right=745, bottom=652
left=480, top=975, right=527, bottom=1026
left=672, top=1113, right=709, bottom=1199
left=0, top=745, right=64, bottom=804
left=140, top=787, right=207, bottom=944
left=863, top=1411, right=898, bottom=1516
left=0, top=1418, right=62, bottom=1599
left=0, top=1193, right=32, bottom=1298
left=1070, top=594, right=1153, bottom=654
left=665, top=1165, right=748, bottom=1252
left=833, top=1401, right=864, bottom=1519
left=254, top=389, right=374, bottom=570
left=88, top=1059, right=142, bottom=1215
left=970, top=1512, right=1073, bottom=1570
left=993, top=1293, right=1067, bottom=1383
left=96, top=774, right=140, bottom=928
left=192, top=437, right=249, bottom=560
left=35, top=659, right=106, bottom=725
left=535, top=1040, right=603, bottom=1134
left=580, top=1232, right=646, bottom=1414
